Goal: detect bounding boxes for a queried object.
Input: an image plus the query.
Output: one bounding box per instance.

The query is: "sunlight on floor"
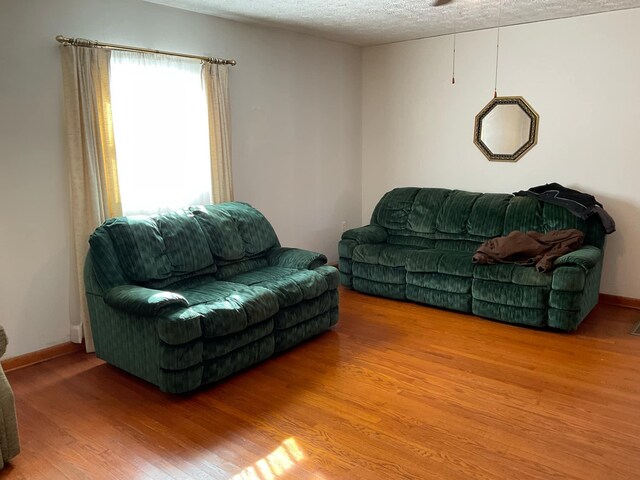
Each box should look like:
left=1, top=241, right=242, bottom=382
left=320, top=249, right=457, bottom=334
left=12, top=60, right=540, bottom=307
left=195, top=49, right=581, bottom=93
left=230, top=438, right=305, bottom=480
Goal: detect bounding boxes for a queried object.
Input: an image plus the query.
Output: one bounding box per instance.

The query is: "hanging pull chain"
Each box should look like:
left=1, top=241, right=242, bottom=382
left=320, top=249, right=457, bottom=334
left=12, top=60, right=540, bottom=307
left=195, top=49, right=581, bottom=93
left=452, top=6, right=457, bottom=85
left=452, top=31, right=457, bottom=84
left=493, top=0, right=502, bottom=97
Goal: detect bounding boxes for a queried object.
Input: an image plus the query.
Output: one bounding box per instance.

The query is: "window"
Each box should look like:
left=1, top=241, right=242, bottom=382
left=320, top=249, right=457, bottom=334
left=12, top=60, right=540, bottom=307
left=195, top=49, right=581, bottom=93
left=109, top=51, right=212, bottom=215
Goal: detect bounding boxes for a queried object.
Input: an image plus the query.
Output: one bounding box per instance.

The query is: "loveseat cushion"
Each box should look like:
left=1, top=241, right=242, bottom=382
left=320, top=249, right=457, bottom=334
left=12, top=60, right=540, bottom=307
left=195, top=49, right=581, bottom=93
left=99, top=211, right=218, bottom=285
left=226, top=266, right=329, bottom=307
left=156, top=211, right=214, bottom=274
left=157, top=280, right=279, bottom=343
left=190, top=203, right=280, bottom=260
left=215, top=258, right=269, bottom=280
left=310, top=265, right=341, bottom=290
left=103, top=216, right=173, bottom=283
left=190, top=205, right=245, bottom=260
left=215, top=203, right=280, bottom=256
left=273, top=291, right=333, bottom=330
left=88, top=227, right=129, bottom=290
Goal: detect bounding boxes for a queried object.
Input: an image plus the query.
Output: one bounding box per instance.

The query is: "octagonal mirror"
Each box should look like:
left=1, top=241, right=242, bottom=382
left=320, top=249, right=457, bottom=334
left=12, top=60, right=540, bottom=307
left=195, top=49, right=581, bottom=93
left=473, top=96, right=539, bottom=162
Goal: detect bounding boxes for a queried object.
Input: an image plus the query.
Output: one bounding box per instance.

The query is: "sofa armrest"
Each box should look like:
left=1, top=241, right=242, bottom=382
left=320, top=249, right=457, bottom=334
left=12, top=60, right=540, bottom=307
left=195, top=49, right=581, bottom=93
left=341, top=225, right=387, bottom=245
left=554, top=246, right=602, bottom=272
left=104, top=285, right=189, bottom=315
left=266, top=247, right=327, bottom=270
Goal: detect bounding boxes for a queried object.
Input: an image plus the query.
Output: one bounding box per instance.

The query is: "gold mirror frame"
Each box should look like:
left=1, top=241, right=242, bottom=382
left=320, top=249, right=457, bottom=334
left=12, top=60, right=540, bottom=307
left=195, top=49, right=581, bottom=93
left=473, top=96, right=539, bottom=162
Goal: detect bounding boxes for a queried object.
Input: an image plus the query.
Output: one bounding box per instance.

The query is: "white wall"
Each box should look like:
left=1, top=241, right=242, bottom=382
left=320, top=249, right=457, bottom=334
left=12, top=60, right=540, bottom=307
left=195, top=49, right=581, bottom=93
left=362, top=9, right=640, bottom=298
left=0, top=0, right=362, bottom=357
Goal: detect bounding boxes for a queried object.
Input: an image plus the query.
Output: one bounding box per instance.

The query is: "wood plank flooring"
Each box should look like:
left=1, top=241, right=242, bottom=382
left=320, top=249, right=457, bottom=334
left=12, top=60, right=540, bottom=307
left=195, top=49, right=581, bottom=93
left=3, top=288, right=640, bottom=479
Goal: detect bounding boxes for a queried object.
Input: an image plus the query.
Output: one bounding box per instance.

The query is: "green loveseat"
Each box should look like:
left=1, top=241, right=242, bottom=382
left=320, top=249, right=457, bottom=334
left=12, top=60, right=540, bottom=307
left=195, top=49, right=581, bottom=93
left=85, top=202, right=339, bottom=393
left=339, top=188, right=606, bottom=331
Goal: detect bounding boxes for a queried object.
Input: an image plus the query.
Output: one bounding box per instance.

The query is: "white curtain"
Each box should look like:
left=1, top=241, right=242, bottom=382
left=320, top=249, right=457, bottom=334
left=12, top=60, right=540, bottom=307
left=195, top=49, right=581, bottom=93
left=60, top=47, right=235, bottom=352
left=61, top=45, right=122, bottom=353
left=110, top=51, right=212, bottom=215
left=202, top=63, right=234, bottom=203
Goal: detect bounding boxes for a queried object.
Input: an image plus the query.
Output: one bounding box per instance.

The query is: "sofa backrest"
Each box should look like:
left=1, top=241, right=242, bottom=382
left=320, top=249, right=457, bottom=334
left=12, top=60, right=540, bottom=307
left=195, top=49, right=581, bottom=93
left=371, top=187, right=605, bottom=251
left=88, top=202, right=280, bottom=291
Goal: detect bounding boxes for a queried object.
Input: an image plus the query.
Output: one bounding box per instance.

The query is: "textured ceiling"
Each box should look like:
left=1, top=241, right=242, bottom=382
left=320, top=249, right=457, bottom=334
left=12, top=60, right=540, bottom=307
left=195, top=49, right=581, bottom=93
left=139, top=0, right=640, bottom=46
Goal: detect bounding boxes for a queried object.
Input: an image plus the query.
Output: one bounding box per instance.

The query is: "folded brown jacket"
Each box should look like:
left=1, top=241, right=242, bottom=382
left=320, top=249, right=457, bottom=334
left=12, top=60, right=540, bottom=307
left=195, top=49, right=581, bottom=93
left=472, top=229, right=584, bottom=273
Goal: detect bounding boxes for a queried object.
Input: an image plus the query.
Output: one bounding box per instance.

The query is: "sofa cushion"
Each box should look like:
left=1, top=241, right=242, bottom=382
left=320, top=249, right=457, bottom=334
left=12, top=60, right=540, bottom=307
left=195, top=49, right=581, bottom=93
left=406, top=188, right=451, bottom=234
left=406, top=272, right=472, bottom=294
left=466, top=194, right=511, bottom=238
left=542, top=203, right=587, bottom=234
left=387, top=235, right=437, bottom=249
left=472, top=280, right=549, bottom=309
left=226, top=266, right=328, bottom=308
left=372, top=187, right=420, bottom=230
left=434, top=240, right=481, bottom=253
left=502, top=196, right=542, bottom=234
left=407, top=284, right=472, bottom=313
left=406, top=250, right=474, bottom=277
left=352, top=263, right=406, bottom=285
left=472, top=299, right=547, bottom=327
left=435, top=190, right=482, bottom=235
left=473, top=263, right=553, bottom=287
left=353, top=244, right=421, bottom=267
left=352, top=277, right=405, bottom=300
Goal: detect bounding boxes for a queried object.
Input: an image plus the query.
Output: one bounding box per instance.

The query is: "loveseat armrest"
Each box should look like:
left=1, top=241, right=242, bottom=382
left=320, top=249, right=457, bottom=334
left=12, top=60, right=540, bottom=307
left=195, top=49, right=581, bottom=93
left=554, top=246, right=602, bottom=272
left=104, top=285, right=189, bottom=316
left=341, top=225, right=387, bottom=245
left=266, top=247, right=327, bottom=270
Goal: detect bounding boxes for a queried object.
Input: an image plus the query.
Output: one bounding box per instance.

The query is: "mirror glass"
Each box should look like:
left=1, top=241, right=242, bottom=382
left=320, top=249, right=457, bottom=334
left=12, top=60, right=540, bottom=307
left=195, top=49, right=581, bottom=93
left=474, top=96, right=539, bottom=162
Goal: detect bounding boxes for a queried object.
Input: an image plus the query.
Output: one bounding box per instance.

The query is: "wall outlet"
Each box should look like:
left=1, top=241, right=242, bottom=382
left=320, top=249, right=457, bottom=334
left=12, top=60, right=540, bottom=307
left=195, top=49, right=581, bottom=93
left=341, top=221, right=348, bottom=233
left=70, top=324, right=83, bottom=344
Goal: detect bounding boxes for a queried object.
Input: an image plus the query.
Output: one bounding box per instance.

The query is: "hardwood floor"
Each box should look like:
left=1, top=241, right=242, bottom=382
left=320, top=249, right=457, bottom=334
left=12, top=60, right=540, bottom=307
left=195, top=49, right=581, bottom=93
left=3, top=288, right=640, bottom=479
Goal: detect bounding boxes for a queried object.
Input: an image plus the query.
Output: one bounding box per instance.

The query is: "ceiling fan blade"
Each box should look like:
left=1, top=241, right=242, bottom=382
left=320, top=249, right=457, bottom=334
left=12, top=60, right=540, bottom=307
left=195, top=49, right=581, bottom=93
left=432, top=0, right=454, bottom=5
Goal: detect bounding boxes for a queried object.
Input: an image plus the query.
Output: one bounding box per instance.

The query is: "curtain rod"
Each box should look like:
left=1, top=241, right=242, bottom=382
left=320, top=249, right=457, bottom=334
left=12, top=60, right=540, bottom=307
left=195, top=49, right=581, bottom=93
left=55, top=35, right=236, bottom=66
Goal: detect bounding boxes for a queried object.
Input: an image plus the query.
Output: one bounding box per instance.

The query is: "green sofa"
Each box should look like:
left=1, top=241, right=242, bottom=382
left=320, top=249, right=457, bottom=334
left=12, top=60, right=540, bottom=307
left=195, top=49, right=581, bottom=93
left=339, top=187, right=606, bottom=331
left=85, top=202, right=339, bottom=393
